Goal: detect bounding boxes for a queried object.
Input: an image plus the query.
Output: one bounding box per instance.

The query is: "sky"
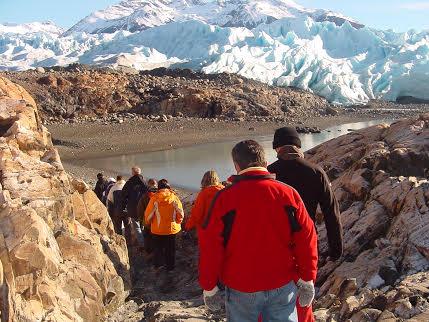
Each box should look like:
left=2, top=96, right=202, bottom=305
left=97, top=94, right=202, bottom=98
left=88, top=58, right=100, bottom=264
left=0, top=0, right=428, bottom=31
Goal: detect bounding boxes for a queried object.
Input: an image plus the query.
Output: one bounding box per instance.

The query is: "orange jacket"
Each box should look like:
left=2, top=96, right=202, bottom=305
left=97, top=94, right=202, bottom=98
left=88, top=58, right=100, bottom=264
left=185, top=185, right=224, bottom=231
left=144, top=189, right=184, bottom=235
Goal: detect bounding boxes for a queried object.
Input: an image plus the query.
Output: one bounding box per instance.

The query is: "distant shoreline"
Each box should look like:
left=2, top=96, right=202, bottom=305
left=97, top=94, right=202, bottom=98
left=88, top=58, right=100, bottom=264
left=49, top=111, right=416, bottom=186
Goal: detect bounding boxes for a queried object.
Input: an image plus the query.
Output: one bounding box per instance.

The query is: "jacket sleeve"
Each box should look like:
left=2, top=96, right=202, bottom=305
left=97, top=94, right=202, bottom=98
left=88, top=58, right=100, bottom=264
left=120, top=181, right=130, bottom=211
left=292, top=195, right=318, bottom=282
left=318, top=170, right=343, bottom=259
left=174, top=196, right=184, bottom=224
left=198, top=194, right=225, bottom=291
left=144, top=197, right=155, bottom=226
left=107, top=186, right=115, bottom=203
left=136, top=193, right=146, bottom=224
left=186, top=192, right=204, bottom=230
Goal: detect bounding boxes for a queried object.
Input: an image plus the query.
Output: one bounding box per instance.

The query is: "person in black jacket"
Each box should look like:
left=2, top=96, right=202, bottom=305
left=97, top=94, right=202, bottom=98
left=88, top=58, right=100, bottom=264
left=121, top=166, right=149, bottom=221
left=94, top=173, right=108, bottom=201
left=268, top=127, right=344, bottom=260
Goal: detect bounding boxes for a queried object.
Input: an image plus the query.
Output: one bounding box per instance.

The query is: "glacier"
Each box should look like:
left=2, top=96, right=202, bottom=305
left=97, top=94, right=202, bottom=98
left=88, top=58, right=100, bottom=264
left=1, top=17, right=429, bottom=104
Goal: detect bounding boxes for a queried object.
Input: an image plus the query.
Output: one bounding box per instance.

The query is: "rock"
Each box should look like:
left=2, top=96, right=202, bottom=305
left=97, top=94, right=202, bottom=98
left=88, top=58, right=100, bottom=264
left=35, top=67, right=45, bottom=73
left=0, top=77, right=130, bottom=321
left=376, top=310, right=397, bottom=321
left=1, top=68, right=331, bottom=122
left=350, top=308, right=382, bottom=321
left=326, top=106, right=339, bottom=116
left=158, top=114, right=168, bottom=122
left=307, top=115, right=429, bottom=321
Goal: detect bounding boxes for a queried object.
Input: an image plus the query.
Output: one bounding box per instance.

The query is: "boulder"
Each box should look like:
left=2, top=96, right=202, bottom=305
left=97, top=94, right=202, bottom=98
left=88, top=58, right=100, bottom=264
left=0, top=77, right=130, bottom=321
left=309, top=115, right=429, bottom=321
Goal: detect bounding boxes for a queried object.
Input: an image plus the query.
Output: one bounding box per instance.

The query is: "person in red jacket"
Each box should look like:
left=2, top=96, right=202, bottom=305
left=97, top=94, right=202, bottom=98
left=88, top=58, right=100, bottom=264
left=185, top=170, right=224, bottom=231
left=199, top=140, right=318, bottom=322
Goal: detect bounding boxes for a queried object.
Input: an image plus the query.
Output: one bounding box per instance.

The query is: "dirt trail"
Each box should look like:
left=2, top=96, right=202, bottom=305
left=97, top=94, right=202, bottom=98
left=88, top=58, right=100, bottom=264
left=108, top=234, right=224, bottom=321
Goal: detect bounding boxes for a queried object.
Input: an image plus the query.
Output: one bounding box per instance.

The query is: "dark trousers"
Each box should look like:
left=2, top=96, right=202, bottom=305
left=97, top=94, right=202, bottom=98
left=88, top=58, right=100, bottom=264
left=153, top=234, right=176, bottom=271
left=143, top=228, right=154, bottom=254
left=112, top=209, right=125, bottom=235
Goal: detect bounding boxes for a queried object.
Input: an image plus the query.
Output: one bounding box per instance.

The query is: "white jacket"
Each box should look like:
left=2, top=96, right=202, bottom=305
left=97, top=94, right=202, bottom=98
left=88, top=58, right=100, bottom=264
left=107, top=180, right=126, bottom=204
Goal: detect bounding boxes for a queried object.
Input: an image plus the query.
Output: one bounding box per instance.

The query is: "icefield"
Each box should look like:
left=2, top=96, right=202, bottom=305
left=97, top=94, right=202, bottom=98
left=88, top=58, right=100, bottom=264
left=1, top=17, right=428, bottom=104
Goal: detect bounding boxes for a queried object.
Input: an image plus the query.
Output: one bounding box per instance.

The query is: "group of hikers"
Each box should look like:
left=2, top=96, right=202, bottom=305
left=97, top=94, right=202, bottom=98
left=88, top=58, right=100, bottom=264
left=94, top=127, right=344, bottom=322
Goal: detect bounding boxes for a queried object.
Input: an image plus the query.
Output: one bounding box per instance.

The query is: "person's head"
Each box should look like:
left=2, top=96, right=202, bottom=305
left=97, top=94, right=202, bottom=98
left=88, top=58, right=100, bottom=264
left=231, top=140, right=267, bottom=173
left=272, top=127, right=302, bottom=152
left=158, top=179, right=171, bottom=190
left=131, top=166, right=141, bottom=176
left=148, top=178, right=158, bottom=189
left=201, top=170, right=220, bottom=188
left=116, top=175, right=123, bottom=182
left=97, top=173, right=104, bottom=180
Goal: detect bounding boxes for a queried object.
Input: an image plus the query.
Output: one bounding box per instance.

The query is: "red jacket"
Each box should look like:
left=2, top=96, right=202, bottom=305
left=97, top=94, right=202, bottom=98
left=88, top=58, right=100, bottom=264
left=186, top=184, right=224, bottom=231
left=198, top=169, right=318, bottom=292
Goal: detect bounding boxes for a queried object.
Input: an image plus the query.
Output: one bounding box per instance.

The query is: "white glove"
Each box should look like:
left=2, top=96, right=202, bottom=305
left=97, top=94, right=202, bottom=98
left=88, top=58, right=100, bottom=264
left=296, top=279, right=315, bottom=307
left=203, top=286, right=223, bottom=311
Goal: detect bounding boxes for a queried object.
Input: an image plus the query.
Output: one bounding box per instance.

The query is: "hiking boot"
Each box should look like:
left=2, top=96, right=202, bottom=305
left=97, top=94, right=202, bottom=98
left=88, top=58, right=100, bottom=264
left=159, top=270, right=176, bottom=294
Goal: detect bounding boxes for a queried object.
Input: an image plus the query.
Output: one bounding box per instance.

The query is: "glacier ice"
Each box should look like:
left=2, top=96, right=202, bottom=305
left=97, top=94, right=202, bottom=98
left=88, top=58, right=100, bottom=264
left=1, top=17, right=428, bottom=104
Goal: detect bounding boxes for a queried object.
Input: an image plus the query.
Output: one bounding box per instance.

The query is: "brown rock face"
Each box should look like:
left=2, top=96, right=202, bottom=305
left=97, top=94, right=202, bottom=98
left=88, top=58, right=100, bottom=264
left=0, top=67, right=329, bottom=121
left=0, top=77, right=130, bottom=321
left=306, top=114, right=429, bottom=321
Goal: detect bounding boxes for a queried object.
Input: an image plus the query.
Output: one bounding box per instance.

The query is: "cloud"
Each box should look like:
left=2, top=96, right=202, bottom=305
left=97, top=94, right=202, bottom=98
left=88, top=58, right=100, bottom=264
left=399, top=2, right=429, bottom=10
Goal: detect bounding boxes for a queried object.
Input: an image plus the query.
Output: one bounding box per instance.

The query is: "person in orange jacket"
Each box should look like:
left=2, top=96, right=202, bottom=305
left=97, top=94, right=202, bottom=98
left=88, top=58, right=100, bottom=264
left=185, top=170, right=224, bottom=232
left=144, top=179, right=184, bottom=272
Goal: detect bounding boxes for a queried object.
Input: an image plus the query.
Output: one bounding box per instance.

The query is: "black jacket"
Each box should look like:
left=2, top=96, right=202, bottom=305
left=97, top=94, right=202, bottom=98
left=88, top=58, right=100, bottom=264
left=121, top=175, right=149, bottom=220
left=94, top=178, right=108, bottom=201
left=268, top=158, right=343, bottom=259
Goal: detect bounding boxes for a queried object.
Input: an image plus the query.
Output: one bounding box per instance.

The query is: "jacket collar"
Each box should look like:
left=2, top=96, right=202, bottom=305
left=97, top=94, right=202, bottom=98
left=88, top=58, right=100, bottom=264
left=229, top=167, right=275, bottom=183
left=277, top=145, right=304, bottom=161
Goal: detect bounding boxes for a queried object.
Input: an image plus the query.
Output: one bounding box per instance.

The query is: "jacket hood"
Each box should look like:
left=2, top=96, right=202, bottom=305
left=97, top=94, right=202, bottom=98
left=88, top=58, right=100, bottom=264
left=152, top=189, right=177, bottom=203
left=202, top=185, right=224, bottom=193
left=114, top=179, right=126, bottom=186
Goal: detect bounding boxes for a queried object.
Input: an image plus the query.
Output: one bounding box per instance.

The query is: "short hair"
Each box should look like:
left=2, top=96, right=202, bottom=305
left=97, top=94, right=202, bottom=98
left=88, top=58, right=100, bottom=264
left=97, top=172, right=104, bottom=179
left=116, top=175, right=123, bottom=181
left=148, top=178, right=158, bottom=188
left=131, top=166, right=141, bottom=175
left=232, top=140, right=266, bottom=170
left=201, top=170, right=220, bottom=188
left=158, top=179, right=171, bottom=190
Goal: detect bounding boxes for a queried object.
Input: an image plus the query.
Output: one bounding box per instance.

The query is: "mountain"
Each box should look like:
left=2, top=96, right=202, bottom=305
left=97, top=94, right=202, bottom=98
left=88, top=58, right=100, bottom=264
left=0, top=0, right=428, bottom=105
left=0, top=21, right=64, bottom=35
left=64, top=0, right=363, bottom=35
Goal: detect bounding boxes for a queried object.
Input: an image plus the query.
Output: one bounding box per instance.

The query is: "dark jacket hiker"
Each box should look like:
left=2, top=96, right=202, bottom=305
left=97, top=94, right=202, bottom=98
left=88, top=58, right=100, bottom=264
left=122, top=172, right=149, bottom=220
left=94, top=173, right=108, bottom=201
left=268, top=127, right=344, bottom=260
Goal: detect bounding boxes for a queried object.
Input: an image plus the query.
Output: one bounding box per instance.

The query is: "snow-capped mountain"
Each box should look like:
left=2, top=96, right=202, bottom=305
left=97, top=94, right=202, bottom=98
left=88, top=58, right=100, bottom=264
left=65, top=0, right=362, bottom=35
left=0, top=21, right=64, bottom=35
left=0, top=0, right=428, bottom=105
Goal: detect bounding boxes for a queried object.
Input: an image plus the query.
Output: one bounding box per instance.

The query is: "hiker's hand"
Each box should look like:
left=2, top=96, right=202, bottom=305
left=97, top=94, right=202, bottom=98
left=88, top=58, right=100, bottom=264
left=297, top=279, right=315, bottom=307
left=203, top=286, right=223, bottom=311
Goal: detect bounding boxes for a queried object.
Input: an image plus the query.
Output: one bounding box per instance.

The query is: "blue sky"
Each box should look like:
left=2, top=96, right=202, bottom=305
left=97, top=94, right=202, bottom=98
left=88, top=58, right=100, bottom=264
left=0, top=0, right=428, bottom=31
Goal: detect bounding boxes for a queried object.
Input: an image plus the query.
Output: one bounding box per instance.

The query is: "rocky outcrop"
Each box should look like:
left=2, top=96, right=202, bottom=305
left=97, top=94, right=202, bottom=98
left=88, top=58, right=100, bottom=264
left=0, top=67, right=330, bottom=122
left=0, top=77, right=130, bottom=321
left=306, top=114, right=429, bottom=321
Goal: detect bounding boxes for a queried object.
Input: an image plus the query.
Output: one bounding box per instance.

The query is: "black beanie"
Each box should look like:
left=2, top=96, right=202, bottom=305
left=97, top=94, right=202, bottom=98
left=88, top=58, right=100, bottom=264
left=273, top=127, right=301, bottom=149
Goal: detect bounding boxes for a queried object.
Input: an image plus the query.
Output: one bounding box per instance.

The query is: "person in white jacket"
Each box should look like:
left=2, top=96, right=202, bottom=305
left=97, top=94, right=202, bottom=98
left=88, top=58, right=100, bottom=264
left=107, top=175, right=126, bottom=206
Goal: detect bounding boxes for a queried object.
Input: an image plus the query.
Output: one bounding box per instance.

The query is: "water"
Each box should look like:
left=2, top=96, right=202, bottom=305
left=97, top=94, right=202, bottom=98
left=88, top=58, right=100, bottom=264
left=74, top=120, right=387, bottom=191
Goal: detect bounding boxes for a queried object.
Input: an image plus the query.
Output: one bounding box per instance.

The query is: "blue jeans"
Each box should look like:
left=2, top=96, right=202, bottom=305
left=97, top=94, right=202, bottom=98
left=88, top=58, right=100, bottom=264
left=226, top=281, right=298, bottom=322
